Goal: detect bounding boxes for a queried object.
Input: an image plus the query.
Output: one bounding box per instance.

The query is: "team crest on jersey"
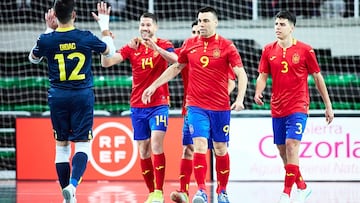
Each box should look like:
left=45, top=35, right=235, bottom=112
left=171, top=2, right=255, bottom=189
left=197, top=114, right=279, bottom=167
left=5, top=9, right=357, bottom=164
left=213, top=48, right=220, bottom=58
left=292, top=53, right=300, bottom=64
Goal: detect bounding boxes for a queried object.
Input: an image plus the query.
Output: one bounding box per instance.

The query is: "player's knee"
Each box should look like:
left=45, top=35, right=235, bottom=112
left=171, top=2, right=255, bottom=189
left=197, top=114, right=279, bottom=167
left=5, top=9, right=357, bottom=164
left=74, top=142, right=90, bottom=157
left=55, top=145, right=71, bottom=163
left=183, top=145, right=194, bottom=158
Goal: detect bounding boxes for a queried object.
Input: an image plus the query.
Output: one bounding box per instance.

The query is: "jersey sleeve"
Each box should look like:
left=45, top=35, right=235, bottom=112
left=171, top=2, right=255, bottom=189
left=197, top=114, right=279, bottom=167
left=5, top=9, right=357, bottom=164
left=88, top=32, right=107, bottom=54
left=228, top=43, right=243, bottom=68
left=306, top=48, right=321, bottom=74
left=32, top=34, right=46, bottom=58
left=119, top=44, right=132, bottom=60
left=228, top=65, right=236, bottom=80
left=159, top=39, right=175, bottom=52
left=177, top=38, right=191, bottom=64
left=258, top=46, right=270, bottom=73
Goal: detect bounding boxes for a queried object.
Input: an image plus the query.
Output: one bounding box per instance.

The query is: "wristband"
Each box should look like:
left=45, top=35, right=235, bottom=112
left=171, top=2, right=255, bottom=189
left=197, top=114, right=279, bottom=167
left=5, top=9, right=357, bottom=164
left=97, top=13, right=110, bottom=32
left=28, top=51, right=43, bottom=64
left=102, top=36, right=116, bottom=57
left=28, top=44, right=43, bottom=64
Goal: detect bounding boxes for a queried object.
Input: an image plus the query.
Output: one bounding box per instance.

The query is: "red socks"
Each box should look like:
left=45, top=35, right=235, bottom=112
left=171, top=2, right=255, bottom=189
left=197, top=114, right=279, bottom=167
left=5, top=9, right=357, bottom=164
left=283, top=164, right=299, bottom=195
left=179, top=158, right=193, bottom=194
left=296, top=169, right=307, bottom=190
left=153, top=153, right=166, bottom=191
left=140, top=157, right=154, bottom=193
left=215, top=153, right=230, bottom=194
left=193, top=153, right=207, bottom=190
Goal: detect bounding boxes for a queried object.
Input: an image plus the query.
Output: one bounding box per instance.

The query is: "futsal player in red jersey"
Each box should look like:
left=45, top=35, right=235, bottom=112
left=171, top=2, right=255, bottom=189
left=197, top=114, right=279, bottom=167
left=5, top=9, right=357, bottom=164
left=254, top=10, right=334, bottom=203
left=142, top=6, right=248, bottom=203
left=170, top=20, right=236, bottom=203
left=93, top=3, right=178, bottom=203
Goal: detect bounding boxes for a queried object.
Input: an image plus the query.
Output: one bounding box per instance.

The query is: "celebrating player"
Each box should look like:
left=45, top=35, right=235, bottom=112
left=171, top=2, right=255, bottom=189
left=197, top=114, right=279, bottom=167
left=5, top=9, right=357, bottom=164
left=142, top=6, right=248, bottom=203
left=92, top=2, right=178, bottom=203
left=28, top=0, right=116, bottom=202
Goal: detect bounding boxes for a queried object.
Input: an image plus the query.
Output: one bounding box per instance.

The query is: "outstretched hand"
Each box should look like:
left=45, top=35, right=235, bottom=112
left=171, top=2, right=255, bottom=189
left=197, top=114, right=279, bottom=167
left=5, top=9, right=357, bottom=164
left=45, top=8, right=57, bottom=30
left=91, top=1, right=111, bottom=32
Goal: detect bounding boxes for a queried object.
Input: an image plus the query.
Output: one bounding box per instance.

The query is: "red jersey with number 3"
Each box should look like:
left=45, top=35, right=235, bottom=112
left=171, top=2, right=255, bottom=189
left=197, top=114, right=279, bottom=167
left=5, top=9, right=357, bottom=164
left=258, top=39, right=321, bottom=117
left=119, top=38, right=174, bottom=107
left=178, top=34, right=243, bottom=111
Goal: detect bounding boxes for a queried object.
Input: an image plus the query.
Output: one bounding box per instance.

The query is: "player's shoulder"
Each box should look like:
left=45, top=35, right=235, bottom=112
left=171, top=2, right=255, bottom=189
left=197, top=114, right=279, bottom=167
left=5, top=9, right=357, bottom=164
left=212, top=34, right=232, bottom=46
left=157, top=38, right=174, bottom=46
left=184, top=36, right=199, bottom=44
left=294, top=39, right=313, bottom=50
left=218, top=34, right=232, bottom=43
left=73, top=28, right=95, bottom=37
left=263, top=41, right=277, bottom=49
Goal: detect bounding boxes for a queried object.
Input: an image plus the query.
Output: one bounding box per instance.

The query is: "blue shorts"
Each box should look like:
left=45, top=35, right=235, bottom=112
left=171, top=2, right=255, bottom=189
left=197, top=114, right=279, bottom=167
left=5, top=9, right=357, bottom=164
left=182, top=114, right=213, bottom=149
left=182, top=115, right=193, bottom=145
left=131, top=105, right=169, bottom=141
left=272, top=113, right=308, bottom=145
left=187, top=106, right=230, bottom=143
left=48, top=88, right=94, bottom=141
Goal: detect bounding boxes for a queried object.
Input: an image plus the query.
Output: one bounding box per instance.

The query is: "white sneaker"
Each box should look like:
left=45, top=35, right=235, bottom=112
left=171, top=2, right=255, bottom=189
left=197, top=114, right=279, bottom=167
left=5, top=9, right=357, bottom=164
left=278, top=192, right=290, bottom=203
left=62, top=184, right=76, bottom=203
left=192, top=190, right=208, bottom=203
left=217, top=190, right=230, bottom=203
left=295, top=187, right=312, bottom=203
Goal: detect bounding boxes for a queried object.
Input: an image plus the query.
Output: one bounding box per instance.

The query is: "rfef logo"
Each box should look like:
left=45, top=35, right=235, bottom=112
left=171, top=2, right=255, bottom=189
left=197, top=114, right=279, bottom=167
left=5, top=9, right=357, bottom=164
left=89, top=122, right=138, bottom=177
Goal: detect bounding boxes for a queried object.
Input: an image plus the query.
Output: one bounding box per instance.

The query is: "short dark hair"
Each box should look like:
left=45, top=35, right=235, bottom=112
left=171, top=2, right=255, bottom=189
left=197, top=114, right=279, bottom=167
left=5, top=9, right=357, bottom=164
left=191, top=20, right=198, bottom=28
left=275, top=10, right=296, bottom=26
left=54, top=0, right=75, bottom=24
left=197, top=6, right=218, bottom=20
left=140, top=12, right=158, bottom=24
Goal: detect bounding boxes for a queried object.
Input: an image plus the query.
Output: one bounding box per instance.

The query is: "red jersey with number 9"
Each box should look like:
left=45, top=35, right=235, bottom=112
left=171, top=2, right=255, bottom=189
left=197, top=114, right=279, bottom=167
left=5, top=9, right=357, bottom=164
left=178, top=34, right=243, bottom=111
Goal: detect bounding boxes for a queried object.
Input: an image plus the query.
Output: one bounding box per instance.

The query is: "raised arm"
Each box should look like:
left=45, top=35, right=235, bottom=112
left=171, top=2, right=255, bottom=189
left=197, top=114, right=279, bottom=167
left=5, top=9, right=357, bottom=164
left=142, top=62, right=185, bottom=104
left=141, top=38, right=178, bottom=64
left=29, top=8, right=58, bottom=64
left=92, top=1, right=122, bottom=67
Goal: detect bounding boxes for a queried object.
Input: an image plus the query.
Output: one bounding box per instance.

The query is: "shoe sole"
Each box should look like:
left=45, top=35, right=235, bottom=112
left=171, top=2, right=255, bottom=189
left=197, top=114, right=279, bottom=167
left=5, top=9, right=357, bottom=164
left=192, top=197, right=207, bottom=203
left=62, top=190, right=72, bottom=202
left=297, top=189, right=312, bottom=202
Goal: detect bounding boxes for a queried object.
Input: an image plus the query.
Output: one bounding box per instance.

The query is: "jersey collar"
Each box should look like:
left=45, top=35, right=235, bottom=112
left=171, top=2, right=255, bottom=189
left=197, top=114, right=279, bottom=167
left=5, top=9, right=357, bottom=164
left=56, top=26, right=75, bottom=32
left=201, top=33, right=218, bottom=43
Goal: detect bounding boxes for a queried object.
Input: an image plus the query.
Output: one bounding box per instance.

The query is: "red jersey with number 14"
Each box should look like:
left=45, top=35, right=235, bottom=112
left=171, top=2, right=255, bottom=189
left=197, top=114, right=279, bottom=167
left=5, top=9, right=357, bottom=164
left=258, top=39, right=320, bottom=117
left=119, top=38, right=174, bottom=108
left=178, top=34, right=243, bottom=111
